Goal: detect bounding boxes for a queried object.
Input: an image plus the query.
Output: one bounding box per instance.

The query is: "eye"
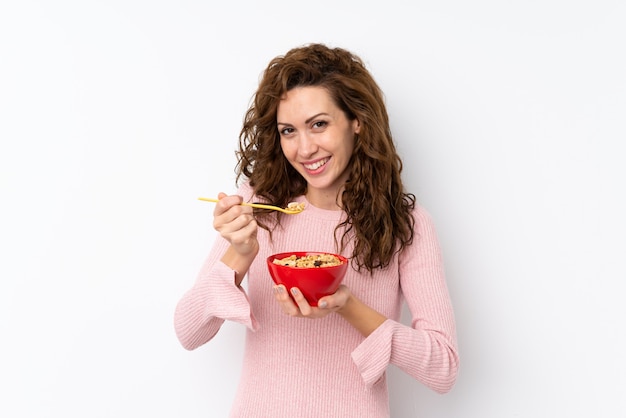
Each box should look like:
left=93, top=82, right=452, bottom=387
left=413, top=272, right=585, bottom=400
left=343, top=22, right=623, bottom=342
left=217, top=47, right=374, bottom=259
left=312, top=120, right=328, bottom=129
left=279, top=127, right=294, bottom=136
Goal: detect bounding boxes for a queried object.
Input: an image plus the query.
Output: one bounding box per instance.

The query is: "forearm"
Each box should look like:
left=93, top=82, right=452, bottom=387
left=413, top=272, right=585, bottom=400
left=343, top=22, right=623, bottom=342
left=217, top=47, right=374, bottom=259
left=220, top=242, right=258, bottom=287
left=337, top=294, right=387, bottom=337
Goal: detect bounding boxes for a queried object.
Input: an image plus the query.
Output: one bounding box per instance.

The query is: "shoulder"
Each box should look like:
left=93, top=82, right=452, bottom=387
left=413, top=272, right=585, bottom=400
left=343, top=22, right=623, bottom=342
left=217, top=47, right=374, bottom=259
left=412, top=203, right=434, bottom=224
left=397, top=203, right=444, bottom=264
left=411, top=203, right=441, bottom=239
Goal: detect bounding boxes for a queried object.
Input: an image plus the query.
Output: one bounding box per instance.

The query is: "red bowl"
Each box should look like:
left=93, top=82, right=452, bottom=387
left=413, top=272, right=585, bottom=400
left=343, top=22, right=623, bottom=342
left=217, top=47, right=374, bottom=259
left=267, top=252, right=349, bottom=306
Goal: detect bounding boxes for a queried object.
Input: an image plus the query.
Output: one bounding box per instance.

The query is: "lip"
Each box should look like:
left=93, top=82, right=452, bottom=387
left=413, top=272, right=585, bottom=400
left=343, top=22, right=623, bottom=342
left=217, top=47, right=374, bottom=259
left=302, top=157, right=330, bottom=174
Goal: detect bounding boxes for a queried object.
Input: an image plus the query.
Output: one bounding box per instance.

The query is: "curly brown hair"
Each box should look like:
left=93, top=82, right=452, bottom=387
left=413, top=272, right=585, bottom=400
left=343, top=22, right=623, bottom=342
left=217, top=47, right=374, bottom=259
left=236, top=43, right=416, bottom=272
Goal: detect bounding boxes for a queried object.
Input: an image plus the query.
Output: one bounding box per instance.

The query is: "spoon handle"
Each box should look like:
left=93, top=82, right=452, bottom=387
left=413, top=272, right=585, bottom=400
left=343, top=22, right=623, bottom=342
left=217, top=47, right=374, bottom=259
left=197, top=197, right=293, bottom=213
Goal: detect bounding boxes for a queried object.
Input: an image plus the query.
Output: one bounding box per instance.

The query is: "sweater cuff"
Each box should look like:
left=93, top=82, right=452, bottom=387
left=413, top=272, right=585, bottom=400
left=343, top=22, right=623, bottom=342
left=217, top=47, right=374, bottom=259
left=204, top=262, right=259, bottom=331
left=351, top=319, right=394, bottom=387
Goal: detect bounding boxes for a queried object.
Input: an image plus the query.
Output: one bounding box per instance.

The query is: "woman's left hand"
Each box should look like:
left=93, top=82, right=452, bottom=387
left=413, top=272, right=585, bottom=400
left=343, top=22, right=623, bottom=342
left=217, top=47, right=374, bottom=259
left=273, top=285, right=351, bottom=318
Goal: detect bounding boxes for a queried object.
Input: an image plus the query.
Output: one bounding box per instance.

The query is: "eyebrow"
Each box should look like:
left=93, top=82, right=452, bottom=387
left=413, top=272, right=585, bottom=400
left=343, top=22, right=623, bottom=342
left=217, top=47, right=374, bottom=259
left=277, top=112, right=330, bottom=127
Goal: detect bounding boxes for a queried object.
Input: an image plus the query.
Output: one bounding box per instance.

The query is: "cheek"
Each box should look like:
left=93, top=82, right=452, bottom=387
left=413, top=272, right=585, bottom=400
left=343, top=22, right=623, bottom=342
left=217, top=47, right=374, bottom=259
left=340, top=140, right=355, bottom=161
left=280, top=140, right=296, bottom=160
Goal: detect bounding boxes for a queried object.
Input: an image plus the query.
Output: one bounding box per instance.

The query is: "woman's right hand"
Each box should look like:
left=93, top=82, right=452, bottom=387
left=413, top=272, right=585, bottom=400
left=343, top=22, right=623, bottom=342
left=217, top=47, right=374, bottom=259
left=213, top=192, right=259, bottom=257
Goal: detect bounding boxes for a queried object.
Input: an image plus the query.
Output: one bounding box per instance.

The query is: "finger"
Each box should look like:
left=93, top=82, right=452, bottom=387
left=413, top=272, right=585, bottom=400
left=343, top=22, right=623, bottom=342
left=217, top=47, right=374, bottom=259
left=219, top=213, right=256, bottom=238
left=290, top=287, right=313, bottom=316
left=213, top=194, right=244, bottom=217
left=317, top=285, right=349, bottom=311
left=214, top=206, right=254, bottom=234
left=316, top=296, right=338, bottom=311
left=274, top=285, right=300, bottom=316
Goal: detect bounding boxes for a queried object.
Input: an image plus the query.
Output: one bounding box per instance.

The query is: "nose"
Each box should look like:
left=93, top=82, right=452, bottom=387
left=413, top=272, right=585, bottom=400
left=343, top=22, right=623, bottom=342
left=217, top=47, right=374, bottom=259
left=297, top=132, right=318, bottom=158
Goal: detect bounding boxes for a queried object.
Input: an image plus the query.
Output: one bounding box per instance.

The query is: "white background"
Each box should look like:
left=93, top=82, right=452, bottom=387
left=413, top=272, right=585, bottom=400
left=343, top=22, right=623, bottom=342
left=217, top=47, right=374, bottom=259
left=1, top=1, right=625, bottom=417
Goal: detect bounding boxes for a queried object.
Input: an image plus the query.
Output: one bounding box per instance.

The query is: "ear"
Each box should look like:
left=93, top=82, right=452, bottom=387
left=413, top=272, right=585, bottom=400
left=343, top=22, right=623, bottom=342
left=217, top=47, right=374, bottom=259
left=353, top=118, right=361, bottom=134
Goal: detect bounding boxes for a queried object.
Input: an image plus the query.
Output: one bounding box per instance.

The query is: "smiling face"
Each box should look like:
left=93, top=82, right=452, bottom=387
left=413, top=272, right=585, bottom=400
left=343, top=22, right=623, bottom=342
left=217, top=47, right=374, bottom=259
left=277, top=86, right=360, bottom=209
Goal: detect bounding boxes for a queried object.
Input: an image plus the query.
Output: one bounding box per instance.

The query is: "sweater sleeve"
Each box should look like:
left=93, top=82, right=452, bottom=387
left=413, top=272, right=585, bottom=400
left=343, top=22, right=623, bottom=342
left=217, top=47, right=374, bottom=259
left=174, top=258, right=259, bottom=350
left=174, top=183, right=259, bottom=350
left=350, top=206, right=459, bottom=393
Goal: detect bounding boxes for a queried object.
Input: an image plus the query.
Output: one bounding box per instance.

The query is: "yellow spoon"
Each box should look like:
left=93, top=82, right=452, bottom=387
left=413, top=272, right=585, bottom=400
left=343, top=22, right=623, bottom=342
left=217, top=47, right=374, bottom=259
left=198, top=197, right=305, bottom=215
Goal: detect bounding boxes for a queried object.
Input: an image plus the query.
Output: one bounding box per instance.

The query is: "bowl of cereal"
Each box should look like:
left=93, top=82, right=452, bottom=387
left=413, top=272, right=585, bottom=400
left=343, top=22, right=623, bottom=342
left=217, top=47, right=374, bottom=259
left=267, top=252, right=348, bottom=306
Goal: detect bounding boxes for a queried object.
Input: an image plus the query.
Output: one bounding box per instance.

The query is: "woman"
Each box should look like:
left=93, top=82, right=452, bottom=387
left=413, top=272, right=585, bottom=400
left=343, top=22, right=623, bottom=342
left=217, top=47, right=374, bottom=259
left=174, top=43, right=459, bottom=417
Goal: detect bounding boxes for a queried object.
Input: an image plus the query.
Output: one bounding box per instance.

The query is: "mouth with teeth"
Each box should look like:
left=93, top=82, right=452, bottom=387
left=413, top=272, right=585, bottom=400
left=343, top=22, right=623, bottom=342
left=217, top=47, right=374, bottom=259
left=303, top=157, right=330, bottom=173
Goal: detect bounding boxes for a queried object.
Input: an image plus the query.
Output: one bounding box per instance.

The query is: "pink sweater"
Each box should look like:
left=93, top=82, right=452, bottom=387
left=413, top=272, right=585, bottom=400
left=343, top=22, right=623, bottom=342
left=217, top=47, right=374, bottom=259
left=174, top=183, right=459, bottom=417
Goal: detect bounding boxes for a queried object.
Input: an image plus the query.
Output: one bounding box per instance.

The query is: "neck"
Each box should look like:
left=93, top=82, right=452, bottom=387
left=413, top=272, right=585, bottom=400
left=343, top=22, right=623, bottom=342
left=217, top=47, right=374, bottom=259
left=305, top=189, right=343, bottom=211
